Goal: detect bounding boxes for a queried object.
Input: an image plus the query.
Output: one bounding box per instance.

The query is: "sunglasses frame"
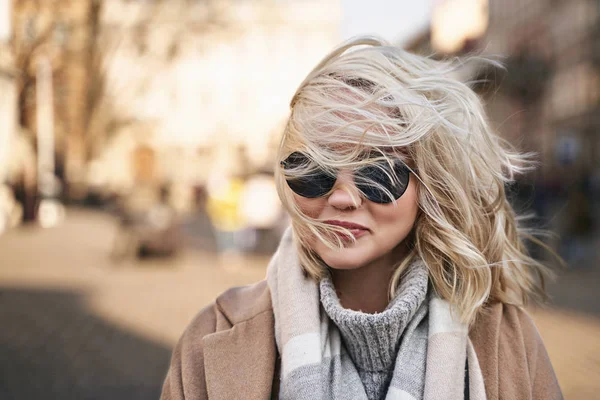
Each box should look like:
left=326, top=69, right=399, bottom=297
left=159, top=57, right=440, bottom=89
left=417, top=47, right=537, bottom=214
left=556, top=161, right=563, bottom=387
left=280, top=152, right=414, bottom=204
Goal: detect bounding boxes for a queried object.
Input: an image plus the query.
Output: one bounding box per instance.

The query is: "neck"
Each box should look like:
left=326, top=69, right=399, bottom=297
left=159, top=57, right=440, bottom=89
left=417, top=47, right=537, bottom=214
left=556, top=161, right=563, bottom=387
left=330, top=243, right=410, bottom=314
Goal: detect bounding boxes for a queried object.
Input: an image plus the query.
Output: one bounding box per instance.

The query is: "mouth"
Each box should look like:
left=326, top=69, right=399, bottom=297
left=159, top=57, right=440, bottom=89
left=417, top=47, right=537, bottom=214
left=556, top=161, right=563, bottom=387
left=324, top=220, right=370, bottom=239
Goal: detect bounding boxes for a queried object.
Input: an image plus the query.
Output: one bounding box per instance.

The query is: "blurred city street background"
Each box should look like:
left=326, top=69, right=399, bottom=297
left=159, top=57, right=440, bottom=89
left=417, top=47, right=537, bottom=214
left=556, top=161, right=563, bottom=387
left=0, top=0, right=599, bottom=399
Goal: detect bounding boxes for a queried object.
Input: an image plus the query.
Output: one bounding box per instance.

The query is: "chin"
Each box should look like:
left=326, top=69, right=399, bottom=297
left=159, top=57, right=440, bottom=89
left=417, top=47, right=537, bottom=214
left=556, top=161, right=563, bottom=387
left=318, top=246, right=373, bottom=270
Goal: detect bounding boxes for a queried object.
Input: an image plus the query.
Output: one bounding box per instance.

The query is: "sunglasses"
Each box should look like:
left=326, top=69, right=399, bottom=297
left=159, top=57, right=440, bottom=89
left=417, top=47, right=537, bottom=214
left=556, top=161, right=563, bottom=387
left=280, top=152, right=412, bottom=204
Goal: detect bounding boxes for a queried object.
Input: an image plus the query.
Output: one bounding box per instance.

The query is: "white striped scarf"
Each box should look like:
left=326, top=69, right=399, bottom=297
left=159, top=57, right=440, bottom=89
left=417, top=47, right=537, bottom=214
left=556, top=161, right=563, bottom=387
left=266, top=228, right=487, bottom=400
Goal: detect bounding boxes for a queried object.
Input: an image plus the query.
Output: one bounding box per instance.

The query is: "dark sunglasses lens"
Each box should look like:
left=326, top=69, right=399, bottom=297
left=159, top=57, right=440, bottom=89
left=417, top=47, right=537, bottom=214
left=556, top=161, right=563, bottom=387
left=356, top=160, right=410, bottom=203
left=282, top=152, right=335, bottom=198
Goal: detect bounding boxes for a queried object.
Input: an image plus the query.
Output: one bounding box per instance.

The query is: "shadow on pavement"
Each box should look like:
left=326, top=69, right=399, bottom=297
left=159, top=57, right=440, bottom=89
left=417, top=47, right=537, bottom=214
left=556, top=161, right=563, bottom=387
left=0, top=287, right=172, bottom=400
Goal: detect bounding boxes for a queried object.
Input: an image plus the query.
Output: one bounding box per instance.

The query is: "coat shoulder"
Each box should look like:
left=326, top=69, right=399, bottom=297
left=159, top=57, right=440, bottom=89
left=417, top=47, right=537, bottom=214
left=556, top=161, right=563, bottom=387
left=470, top=302, right=563, bottom=400
left=179, top=279, right=272, bottom=337
left=472, top=302, right=548, bottom=354
left=160, top=301, right=218, bottom=400
left=473, top=302, right=536, bottom=335
left=160, top=280, right=274, bottom=400
left=215, top=279, right=273, bottom=325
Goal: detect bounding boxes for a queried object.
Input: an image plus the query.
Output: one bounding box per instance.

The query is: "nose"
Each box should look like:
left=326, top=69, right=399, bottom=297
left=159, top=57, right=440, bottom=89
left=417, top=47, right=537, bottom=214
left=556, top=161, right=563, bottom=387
left=327, top=170, right=363, bottom=210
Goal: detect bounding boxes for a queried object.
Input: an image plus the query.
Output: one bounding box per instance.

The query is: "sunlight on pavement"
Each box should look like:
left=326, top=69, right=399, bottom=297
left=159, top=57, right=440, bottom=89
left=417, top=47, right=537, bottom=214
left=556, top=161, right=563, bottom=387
left=529, top=307, right=600, bottom=400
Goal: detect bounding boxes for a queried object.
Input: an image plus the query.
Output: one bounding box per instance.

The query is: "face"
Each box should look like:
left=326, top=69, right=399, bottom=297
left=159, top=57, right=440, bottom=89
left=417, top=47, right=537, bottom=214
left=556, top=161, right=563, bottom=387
left=294, top=168, right=419, bottom=270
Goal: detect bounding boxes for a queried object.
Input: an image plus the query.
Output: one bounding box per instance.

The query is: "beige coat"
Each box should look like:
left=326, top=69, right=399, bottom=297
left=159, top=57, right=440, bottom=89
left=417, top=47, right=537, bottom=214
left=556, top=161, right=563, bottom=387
left=160, top=280, right=563, bottom=400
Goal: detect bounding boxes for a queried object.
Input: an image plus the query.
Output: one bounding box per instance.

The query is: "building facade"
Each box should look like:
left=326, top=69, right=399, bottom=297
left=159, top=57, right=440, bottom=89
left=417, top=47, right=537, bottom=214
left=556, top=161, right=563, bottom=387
left=9, top=0, right=341, bottom=213
left=405, top=0, right=600, bottom=265
left=484, top=0, right=599, bottom=177
left=407, top=0, right=600, bottom=179
left=89, top=0, right=341, bottom=213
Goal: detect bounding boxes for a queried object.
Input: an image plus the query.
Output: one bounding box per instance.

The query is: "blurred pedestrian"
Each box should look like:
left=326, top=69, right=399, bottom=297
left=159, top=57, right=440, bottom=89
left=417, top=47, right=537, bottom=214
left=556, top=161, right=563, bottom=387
left=161, top=36, right=562, bottom=399
left=111, top=184, right=179, bottom=260
left=205, top=175, right=247, bottom=256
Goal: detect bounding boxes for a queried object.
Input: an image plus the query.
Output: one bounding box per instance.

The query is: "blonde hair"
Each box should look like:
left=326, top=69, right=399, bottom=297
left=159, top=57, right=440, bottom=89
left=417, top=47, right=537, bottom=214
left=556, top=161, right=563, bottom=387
left=274, top=36, right=553, bottom=324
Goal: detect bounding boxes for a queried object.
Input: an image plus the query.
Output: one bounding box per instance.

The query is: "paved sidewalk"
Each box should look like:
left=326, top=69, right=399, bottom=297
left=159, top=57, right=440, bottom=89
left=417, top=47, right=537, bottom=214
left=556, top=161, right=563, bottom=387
left=0, top=208, right=598, bottom=399
left=0, top=209, right=267, bottom=400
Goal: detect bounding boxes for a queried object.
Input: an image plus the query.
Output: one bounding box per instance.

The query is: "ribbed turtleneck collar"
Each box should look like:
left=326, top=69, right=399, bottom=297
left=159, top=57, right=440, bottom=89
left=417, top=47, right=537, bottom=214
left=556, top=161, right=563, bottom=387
left=319, top=260, right=429, bottom=373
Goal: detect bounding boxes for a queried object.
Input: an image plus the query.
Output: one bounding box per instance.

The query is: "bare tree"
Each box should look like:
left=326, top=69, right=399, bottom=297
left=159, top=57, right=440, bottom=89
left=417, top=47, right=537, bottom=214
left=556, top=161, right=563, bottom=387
left=12, top=1, right=61, bottom=132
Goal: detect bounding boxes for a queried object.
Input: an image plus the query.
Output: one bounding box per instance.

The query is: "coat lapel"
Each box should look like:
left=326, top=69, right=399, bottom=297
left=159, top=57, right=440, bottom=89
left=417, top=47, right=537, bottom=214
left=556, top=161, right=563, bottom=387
left=203, top=310, right=277, bottom=399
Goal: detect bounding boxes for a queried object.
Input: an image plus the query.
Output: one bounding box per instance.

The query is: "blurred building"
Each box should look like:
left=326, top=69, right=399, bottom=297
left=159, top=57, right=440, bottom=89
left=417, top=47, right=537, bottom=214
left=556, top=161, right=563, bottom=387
left=6, top=0, right=342, bottom=218
left=406, top=0, right=600, bottom=265
left=88, top=0, right=341, bottom=214
left=407, top=0, right=600, bottom=178
left=487, top=0, right=598, bottom=178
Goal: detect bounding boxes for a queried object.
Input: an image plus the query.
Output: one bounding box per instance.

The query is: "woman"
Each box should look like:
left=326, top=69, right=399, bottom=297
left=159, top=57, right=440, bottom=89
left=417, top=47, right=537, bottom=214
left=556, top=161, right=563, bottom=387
left=161, top=37, right=563, bottom=400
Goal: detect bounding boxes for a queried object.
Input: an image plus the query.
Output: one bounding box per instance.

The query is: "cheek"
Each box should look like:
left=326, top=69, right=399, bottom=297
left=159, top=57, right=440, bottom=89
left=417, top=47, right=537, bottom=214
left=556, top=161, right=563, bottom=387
left=371, top=179, right=419, bottom=233
left=294, top=194, right=326, bottom=219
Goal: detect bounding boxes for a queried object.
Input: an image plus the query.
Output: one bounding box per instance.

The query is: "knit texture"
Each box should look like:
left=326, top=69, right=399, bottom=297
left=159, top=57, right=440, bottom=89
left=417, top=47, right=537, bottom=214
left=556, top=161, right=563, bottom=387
left=319, top=263, right=429, bottom=400
left=266, top=228, right=487, bottom=400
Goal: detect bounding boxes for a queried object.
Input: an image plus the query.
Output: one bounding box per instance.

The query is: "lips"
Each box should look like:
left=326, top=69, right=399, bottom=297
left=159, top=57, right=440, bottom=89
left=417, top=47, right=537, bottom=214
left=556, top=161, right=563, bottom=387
left=324, top=220, right=370, bottom=239
left=324, top=220, right=369, bottom=230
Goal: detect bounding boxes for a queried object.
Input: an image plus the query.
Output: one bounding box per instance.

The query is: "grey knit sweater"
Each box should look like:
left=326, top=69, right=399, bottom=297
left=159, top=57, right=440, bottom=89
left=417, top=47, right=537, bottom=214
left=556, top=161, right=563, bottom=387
left=319, top=263, right=429, bottom=400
